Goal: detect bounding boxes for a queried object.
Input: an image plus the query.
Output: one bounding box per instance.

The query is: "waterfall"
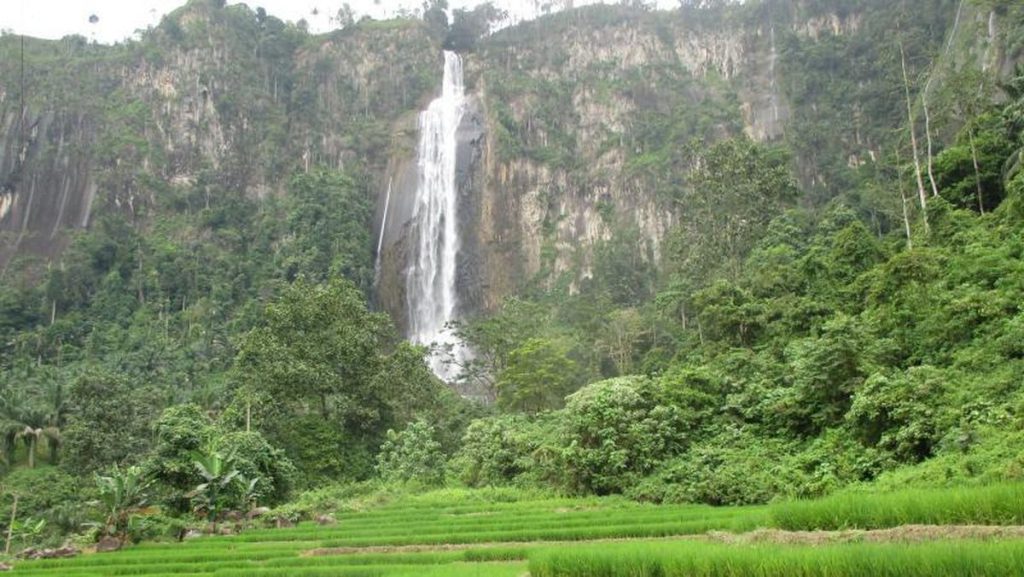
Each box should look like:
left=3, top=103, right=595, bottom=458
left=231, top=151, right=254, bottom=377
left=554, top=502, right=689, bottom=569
left=373, top=177, right=392, bottom=286
left=406, top=51, right=470, bottom=381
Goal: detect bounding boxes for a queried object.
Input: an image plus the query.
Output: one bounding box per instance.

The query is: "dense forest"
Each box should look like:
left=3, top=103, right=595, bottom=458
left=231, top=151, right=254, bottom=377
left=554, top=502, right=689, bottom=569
left=0, top=0, right=1023, bottom=554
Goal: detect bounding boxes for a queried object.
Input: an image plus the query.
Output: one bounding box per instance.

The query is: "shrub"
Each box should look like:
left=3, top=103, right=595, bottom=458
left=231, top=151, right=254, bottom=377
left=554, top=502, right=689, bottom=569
left=376, top=420, right=445, bottom=487
left=560, top=376, right=682, bottom=494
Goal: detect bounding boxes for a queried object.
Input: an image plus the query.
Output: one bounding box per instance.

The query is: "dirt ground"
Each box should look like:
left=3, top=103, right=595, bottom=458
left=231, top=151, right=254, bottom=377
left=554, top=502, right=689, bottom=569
left=306, top=524, right=1024, bottom=556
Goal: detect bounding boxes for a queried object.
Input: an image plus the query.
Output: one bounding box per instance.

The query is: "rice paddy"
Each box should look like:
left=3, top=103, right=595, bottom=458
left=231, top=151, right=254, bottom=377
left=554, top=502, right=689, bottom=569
left=10, top=484, right=1024, bottom=576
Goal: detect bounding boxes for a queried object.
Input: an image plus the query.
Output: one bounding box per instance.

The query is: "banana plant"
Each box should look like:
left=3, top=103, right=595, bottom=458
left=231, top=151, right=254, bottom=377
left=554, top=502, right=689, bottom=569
left=186, top=449, right=239, bottom=534
left=94, top=465, right=153, bottom=540
left=235, top=474, right=262, bottom=530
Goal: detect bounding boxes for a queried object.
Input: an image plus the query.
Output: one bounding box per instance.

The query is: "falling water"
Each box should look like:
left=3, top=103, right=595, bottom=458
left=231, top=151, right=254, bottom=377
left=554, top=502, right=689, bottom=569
left=406, top=51, right=470, bottom=381
left=373, top=177, right=392, bottom=286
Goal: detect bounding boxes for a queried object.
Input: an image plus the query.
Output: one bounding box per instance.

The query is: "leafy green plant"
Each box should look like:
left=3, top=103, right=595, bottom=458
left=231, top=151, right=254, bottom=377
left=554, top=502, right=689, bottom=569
left=186, top=448, right=240, bottom=533
left=94, top=464, right=153, bottom=540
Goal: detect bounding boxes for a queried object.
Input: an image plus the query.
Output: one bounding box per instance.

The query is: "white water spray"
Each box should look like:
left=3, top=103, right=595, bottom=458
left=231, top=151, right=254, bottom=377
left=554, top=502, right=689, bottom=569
left=406, top=51, right=470, bottom=381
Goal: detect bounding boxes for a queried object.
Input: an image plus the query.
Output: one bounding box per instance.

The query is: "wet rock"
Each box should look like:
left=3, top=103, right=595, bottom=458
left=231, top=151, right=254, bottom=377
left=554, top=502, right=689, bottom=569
left=18, top=546, right=79, bottom=560
left=95, top=536, right=122, bottom=553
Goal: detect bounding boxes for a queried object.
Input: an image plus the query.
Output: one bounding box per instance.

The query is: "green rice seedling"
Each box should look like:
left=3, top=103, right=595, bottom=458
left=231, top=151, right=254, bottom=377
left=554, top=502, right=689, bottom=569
left=529, top=539, right=1024, bottom=577
left=770, top=482, right=1024, bottom=530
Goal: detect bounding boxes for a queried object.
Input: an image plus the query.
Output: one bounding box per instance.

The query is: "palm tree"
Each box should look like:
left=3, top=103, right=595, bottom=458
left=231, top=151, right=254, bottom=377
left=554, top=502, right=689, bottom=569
left=0, top=370, right=64, bottom=467
left=0, top=387, right=31, bottom=466
left=0, top=389, right=56, bottom=468
left=39, top=379, right=67, bottom=465
left=11, top=403, right=56, bottom=469
left=186, top=449, right=240, bottom=534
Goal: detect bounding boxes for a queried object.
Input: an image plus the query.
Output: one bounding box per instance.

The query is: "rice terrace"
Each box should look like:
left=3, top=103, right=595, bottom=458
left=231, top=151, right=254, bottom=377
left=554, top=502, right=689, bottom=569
left=9, top=484, right=1024, bottom=576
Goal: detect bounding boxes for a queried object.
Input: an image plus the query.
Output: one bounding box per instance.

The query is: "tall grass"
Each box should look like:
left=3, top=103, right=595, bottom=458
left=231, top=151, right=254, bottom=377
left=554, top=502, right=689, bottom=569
left=770, top=482, right=1024, bottom=530
left=530, top=540, right=1024, bottom=577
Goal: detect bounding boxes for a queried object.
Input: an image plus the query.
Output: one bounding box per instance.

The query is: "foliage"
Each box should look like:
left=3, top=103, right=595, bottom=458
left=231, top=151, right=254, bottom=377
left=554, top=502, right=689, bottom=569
left=496, top=338, right=583, bottom=414
left=0, top=467, right=83, bottom=543
left=234, top=277, right=443, bottom=487
left=146, top=404, right=293, bottom=514
left=186, top=448, right=240, bottom=531
left=450, top=414, right=546, bottom=488
left=94, top=464, right=153, bottom=539
left=376, top=420, right=446, bottom=487
left=560, top=377, right=682, bottom=495
left=61, top=371, right=158, bottom=475
left=145, top=404, right=217, bottom=514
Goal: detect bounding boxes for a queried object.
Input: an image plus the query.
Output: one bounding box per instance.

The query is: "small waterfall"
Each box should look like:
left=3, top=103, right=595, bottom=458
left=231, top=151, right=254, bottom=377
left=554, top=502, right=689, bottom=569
left=373, top=177, right=392, bottom=286
left=406, top=51, right=470, bottom=381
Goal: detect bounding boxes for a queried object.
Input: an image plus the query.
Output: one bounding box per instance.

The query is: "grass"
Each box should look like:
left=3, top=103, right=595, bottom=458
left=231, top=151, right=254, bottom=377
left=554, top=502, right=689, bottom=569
left=9, top=483, right=1024, bottom=576
left=530, top=540, right=1024, bottom=577
left=770, top=482, right=1024, bottom=530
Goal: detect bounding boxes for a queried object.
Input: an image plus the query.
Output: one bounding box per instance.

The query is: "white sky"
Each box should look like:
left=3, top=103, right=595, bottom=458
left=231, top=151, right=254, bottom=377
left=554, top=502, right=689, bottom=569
left=0, top=0, right=677, bottom=44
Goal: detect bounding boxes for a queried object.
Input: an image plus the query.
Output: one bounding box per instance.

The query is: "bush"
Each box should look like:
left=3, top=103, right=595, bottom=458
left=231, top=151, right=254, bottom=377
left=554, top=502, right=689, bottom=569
left=630, top=430, right=804, bottom=506
left=449, top=414, right=544, bottom=487
left=217, top=431, right=296, bottom=506
left=560, top=376, right=682, bottom=495
left=376, top=420, right=445, bottom=487
left=145, top=404, right=217, bottom=514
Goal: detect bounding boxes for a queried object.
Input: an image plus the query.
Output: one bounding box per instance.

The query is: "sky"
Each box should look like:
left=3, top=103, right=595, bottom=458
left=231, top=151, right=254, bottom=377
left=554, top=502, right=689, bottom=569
left=0, top=0, right=678, bottom=44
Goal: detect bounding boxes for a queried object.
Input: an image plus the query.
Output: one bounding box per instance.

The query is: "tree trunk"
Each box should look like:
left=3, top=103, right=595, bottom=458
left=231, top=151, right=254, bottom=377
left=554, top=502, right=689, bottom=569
left=27, top=436, right=35, bottom=469
left=5, top=493, right=17, bottom=555
left=895, top=146, right=914, bottom=249
left=923, top=100, right=940, bottom=197
left=899, top=40, right=929, bottom=231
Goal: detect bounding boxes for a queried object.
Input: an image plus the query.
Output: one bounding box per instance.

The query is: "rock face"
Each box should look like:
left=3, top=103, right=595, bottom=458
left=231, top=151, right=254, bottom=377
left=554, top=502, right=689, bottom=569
left=0, top=0, right=1016, bottom=342
left=377, top=1, right=988, bottom=325
left=0, top=1, right=439, bottom=274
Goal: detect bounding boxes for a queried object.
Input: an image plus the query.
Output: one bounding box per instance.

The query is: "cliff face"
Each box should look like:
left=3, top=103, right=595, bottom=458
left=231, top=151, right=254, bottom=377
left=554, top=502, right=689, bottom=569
left=2, top=0, right=1020, bottom=332
left=0, top=1, right=439, bottom=275
left=377, top=0, right=983, bottom=324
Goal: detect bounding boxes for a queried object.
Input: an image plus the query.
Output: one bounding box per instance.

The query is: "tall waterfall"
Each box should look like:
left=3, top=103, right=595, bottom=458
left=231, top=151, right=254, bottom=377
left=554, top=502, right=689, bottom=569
left=406, top=51, right=469, bottom=381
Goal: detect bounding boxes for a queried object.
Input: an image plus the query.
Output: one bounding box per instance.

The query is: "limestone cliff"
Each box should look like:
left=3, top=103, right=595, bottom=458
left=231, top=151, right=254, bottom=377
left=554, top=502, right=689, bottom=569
left=2, top=0, right=1020, bottom=337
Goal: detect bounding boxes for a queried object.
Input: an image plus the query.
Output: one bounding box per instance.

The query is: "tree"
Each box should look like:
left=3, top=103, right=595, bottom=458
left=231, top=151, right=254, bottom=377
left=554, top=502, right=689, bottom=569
left=62, top=371, right=157, bottom=475
left=146, top=404, right=216, bottom=514
left=785, top=314, right=870, bottom=435
left=497, top=338, right=581, bottom=413
left=668, top=138, right=798, bottom=285
left=335, top=4, right=354, bottom=28
left=280, top=169, right=373, bottom=288
left=445, top=3, right=506, bottom=52
left=235, top=278, right=433, bottom=485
